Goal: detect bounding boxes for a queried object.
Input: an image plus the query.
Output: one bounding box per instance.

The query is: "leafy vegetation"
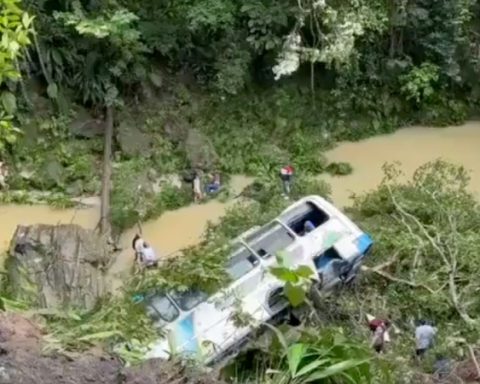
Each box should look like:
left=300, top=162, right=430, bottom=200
left=0, top=0, right=33, bottom=151
left=2, top=0, right=480, bottom=381
left=0, top=0, right=477, bottom=207
left=3, top=160, right=480, bottom=383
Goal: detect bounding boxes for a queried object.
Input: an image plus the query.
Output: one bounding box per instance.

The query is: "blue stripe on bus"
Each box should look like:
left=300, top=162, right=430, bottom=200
left=175, top=312, right=198, bottom=353
left=356, top=233, right=373, bottom=255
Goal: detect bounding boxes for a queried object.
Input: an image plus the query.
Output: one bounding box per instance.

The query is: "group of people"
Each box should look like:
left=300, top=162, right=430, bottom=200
left=187, top=164, right=295, bottom=203
left=369, top=316, right=438, bottom=359
left=187, top=169, right=222, bottom=203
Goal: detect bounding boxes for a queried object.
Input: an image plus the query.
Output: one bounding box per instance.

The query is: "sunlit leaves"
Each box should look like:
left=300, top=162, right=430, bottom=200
left=0, top=0, right=33, bottom=151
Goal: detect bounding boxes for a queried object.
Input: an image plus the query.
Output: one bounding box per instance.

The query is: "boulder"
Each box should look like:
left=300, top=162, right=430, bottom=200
left=7, top=224, right=111, bottom=310
left=116, top=121, right=152, bottom=158
left=184, top=129, right=219, bottom=170
left=163, top=116, right=189, bottom=144
left=69, top=108, right=105, bottom=139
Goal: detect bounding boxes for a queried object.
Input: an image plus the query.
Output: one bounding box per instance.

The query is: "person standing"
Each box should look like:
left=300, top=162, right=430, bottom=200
left=132, top=234, right=145, bottom=264
left=192, top=169, right=203, bottom=202
left=415, top=320, right=437, bottom=358
left=139, top=242, right=158, bottom=269
left=368, top=317, right=391, bottom=353
left=0, top=161, right=8, bottom=189
left=279, top=165, right=294, bottom=198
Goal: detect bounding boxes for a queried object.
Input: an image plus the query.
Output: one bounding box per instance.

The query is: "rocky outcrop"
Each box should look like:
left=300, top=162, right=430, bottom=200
left=69, top=108, right=105, bottom=139
left=184, top=129, right=219, bottom=170
left=7, top=224, right=111, bottom=311
left=116, top=121, right=152, bottom=158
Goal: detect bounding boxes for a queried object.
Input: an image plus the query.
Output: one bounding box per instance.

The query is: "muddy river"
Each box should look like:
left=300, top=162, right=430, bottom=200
left=1, top=122, right=480, bottom=288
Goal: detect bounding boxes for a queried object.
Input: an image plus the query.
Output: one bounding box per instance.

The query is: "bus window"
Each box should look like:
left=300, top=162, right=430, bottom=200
left=281, top=202, right=329, bottom=236
left=147, top=295, right=180, bottom=323
left=227, top=246, right=259, bottom=281
left=244, top=221, right=295, bottom=259
left=170, top=289, right=208, bottom=312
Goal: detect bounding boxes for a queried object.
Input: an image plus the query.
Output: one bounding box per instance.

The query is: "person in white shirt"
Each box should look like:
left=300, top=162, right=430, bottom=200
left=139, top=243, right=158, bottom=268
left=0, top=161, right=8, bottom=189
left=192, top=169, right=203, bottom=202
left=415, top=320, right=437, bottom=357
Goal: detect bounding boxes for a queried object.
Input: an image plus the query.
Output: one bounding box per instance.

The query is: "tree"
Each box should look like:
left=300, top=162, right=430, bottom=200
left=0, top=0, right=33, bottom=152
left=54, top=5, right=147, bottom=235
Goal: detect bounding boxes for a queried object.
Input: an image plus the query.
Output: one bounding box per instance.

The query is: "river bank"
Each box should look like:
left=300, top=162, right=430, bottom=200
left=1, top=122, right=480, bottom=281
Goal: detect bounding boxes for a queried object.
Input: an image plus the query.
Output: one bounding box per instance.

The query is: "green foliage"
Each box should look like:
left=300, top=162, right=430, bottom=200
left=110, top=159, right=192, bottom=234
left=0, top=0, right=33, bottom=151
left=270, top=252, right=315, bottom=308
left=232, top=326, right=389, bottom=384
left=348, top=160, right=480, bottom=338
left=325, top=162, right=353, bottom=176
left=42, top=294, right=156, bottom=359
left=400, top=63, right=440, bottom=104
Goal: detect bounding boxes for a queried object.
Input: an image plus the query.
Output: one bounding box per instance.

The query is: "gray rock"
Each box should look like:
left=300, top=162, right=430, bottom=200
left=163, top=116, right=189, bottom=144
left=7, top=224, right=111, bottom=310
left=42, top=159, right=64, bottom=187
left=184, top=129, right=219, bottom=170
left=69, top=109, right=105, bottom=139
left=116, top=121, right=152, bottom=158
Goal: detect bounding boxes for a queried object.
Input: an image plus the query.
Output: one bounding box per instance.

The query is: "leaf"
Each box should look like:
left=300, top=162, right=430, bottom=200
left=284, top=282, right=306, bottom=307
left=295, top=358, right=331, bottom=377
left=304, top=359, right=371, bottom=382
left=270, top=267, right=299, bottom=283
left=295, top=265, right=314, bottom=278
left=1, top=91, right=17, bottom=114
left=287, top=343, right=307, bottom=376
left=47, top=82, right=58, bottom=99
left=263, top=323, right=288, bottom=352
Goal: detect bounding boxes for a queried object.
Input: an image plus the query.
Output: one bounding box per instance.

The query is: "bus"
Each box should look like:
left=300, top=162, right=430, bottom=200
left=143, top=195, right=373, bottom=364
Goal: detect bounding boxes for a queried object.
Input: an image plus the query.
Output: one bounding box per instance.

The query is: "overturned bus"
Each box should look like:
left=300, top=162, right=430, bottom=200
left=142, top=195, right=373, bottom=365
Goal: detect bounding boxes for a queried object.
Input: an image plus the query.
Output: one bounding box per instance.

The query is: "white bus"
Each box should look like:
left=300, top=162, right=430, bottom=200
left=143, top=195, right=373, bottom=364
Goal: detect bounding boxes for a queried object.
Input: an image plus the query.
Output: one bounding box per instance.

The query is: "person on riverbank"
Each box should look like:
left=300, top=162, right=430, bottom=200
left=138, top=242, right=158, bottom=269
left=132, top=234, right=145, bottom=264
left=0, top=161, right=8, bottom=189
left=279, top=165, right=294, bottom=198
left=192, top=169, right=203, bottom=202
left=206, top=172, right=221, bottom=194
left=415, top=320, right=437, bottom=358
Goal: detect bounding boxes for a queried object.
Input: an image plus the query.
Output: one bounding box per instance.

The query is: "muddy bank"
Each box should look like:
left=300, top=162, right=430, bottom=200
left=0, top=312, right=225, bottom=384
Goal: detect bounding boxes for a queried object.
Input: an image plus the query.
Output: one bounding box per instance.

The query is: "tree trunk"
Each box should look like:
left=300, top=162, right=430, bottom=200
left=100, top=106, right=114, bottom=236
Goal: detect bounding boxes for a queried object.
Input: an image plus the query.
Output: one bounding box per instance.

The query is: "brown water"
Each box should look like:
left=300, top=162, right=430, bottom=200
left=1, top=124, right=480, bottom=287
left=0, top=176, right=253, bottom=289
left=322, top=122, right=480, bottom=206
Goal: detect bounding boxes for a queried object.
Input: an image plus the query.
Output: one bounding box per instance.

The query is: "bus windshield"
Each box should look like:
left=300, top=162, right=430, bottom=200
left=147, top=294, right=180, bottom=323
left=170, top=289, right=208, bottom=312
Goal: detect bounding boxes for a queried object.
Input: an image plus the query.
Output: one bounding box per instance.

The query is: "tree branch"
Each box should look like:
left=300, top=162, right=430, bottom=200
left=360, top=265, right=437, bottom=294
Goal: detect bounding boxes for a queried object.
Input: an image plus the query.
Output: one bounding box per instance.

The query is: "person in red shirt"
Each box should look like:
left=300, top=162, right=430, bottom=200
left=368, top=318, right=391, bottom=353
left=279, top=165, right=294, bottom=198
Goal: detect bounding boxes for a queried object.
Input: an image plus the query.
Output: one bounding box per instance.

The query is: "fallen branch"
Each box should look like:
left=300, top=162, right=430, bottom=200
left=361, top=265, right=437, bottom=294
left=386, top=183, right=476, bottom=325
